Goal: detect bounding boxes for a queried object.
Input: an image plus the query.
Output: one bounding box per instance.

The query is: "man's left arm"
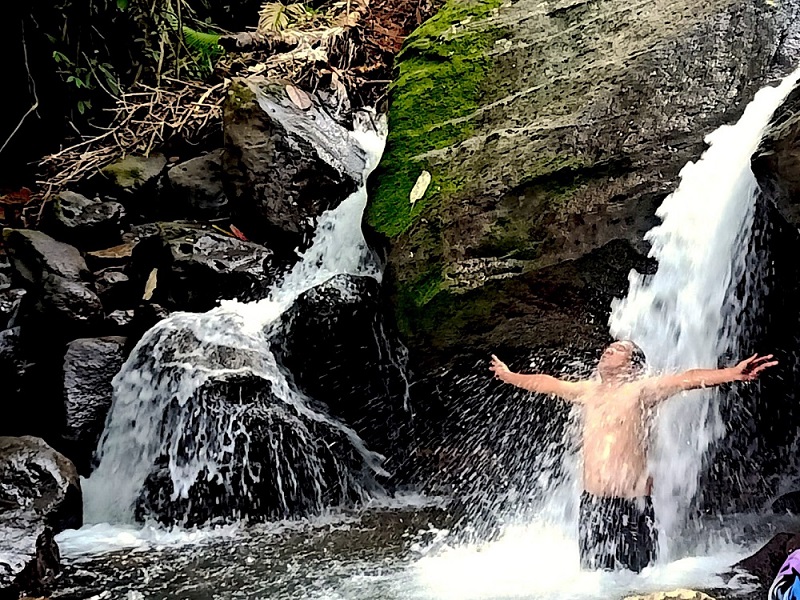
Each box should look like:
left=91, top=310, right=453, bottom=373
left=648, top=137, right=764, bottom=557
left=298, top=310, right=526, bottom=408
left=642, top=353, right=778, bottom=405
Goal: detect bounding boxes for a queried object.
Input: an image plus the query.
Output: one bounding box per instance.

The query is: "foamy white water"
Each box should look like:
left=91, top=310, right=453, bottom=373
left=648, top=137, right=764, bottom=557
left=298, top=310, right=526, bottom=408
left=81, top=110, right=389, bottom=526
left=609, top=68, right=800, bottom=556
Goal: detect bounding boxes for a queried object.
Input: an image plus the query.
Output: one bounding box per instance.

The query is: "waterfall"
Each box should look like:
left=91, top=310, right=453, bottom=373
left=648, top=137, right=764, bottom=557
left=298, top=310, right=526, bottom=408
left=82, top=112, right=389, bottom=525
left=609, top=69, right=800, bottom=556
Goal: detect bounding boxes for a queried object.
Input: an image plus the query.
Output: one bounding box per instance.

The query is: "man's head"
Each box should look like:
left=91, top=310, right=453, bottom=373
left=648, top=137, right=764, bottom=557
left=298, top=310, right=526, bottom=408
left=598, top=340, right=647, bottom=381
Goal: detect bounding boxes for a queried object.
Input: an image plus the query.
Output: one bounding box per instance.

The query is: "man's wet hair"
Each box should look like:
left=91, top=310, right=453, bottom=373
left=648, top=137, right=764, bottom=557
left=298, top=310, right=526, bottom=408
left=626, top=341, right=647, bottom=372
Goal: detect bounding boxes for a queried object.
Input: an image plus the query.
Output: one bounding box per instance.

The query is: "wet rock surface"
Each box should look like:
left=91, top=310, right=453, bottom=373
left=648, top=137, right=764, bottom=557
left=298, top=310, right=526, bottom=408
left=273, top=274, right=412, bottom=462
left=223, top=77, right=367, bottom=249
left=46, top=191, right=125, bottom=250
left=167, top=149, right=230, bottom=219
left=130, top=223, right=276, bottom=311
left=369, top=0, right=800, bottom=360
left=0, top=436, right=81, bottom=598
left=62, top=337, right=128, bottom=475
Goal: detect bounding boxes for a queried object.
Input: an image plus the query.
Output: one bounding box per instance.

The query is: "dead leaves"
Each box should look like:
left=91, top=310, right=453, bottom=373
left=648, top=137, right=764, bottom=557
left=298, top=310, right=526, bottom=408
left=286, top=84, right=312, bottom=110
left=0, top=187, right=34, bottom=226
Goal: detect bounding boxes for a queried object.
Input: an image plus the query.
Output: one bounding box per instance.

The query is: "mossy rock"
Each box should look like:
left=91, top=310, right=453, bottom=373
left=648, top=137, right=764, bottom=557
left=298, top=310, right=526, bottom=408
left=367, top=0, right=800, bottom=355
left=102, top=155, right=167, bottom=191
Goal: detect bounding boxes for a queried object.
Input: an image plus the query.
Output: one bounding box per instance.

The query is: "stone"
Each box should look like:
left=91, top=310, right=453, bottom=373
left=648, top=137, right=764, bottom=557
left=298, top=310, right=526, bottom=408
left=93, top=317, right=385, bottom=526
left=367, top=0, right=800, bottom=358
left=272, top=274, right=412, bottom=459
left=36, top=273, right=104, bottom=331
left=772, top=491, right=800, bottom=514
left=0, top=288, right=25, bottom=330
left=624, top=591, right=716, bottom=600
left=94, top=268, right=133, bottom=310
left=131, top=223, right=275, bottom=311
left=106, top=309, right=135, bottom=334
left=3, top=229, right=90, bottom=284
left=3, top=229, right=103, bottom=336
left=62, top=337, right=128, bottom=474
left=222, top=77, right=368, bottom=249
left=736, top=532, right=800, bottom=584
left=167, top=149, right=230, bottom=219
left=0, top=436, right=81, bottom=598
left=47, top=191, right=125, bottom=249
left=101, top=154, right=167, bottom=192
left=101, top=155, right=167, bottom=220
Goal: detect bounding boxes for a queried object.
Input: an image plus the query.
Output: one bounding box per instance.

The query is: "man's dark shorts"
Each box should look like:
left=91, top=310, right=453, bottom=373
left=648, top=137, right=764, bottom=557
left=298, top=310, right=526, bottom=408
left=578, top=492, right=658, bottom=573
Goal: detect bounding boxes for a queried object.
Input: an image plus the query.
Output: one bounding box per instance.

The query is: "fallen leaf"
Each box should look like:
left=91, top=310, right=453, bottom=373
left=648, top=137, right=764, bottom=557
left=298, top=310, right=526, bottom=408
left=230, top=224, right=249, bottom=241
left=286, top=84, right=312, bottom=110
left=87, top=241, right=137, bottom=259
left=143, top=268, right=158, bottom=301
left=0, top=187, right=32, bottom=206
left=409, top=170, right=432, bottom=206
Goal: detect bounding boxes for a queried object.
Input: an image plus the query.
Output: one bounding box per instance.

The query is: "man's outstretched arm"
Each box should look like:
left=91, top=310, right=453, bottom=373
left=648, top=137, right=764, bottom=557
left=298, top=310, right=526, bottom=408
left=490, top=355, right=587, bottom=402
left=644, top=353, right=778, bottom=404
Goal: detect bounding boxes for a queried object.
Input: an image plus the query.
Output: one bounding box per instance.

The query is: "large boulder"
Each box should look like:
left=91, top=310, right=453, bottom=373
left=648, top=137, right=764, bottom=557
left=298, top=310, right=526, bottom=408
left=62, top=336, right=128, bottom=475
left=85, top=311, right=386, bottom=526
left=222, top=77, right=368, bottom=249
left=272, top=274, right=412, bottom=464
left=0, top=436, right=81, bottom=598
left=367, top=0, right=800, bottom=360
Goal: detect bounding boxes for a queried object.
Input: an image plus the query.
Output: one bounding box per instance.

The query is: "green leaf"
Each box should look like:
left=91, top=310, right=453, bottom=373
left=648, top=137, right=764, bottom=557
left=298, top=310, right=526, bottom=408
left=116, top=0, right=128, bottom=8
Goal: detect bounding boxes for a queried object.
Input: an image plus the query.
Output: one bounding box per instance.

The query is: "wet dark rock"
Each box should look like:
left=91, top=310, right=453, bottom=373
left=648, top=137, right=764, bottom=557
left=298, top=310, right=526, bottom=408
left=3, top=229, right=91, bottom=284
left=0, top=288, right=25, bottom=330
left=118, top=321, right=382, bottom=526
left=101, top=155, right=168, bottom=219
left=273, top=274, right=412, bottom=460
left=131, top=223, right=275, bottom=312
left=36, top=273, right=104, bottom=331
left=46, top=191, right=125, bottom=249
left=106, top=309, right=135, bottom=334
left=3, top=229, right=103, bottom=336
left=772, top=491, right=800, bottom=514
left=167, top=149, right=230, bottom=219
left=62, top=337, right=128, bottom=474
left=94, top=268, right=134, bottom=310
left=735, top=532, right=800, bottom=584
left=222, top=77, right=367, bottom=249
left=0, top=436, right=81, bottom=598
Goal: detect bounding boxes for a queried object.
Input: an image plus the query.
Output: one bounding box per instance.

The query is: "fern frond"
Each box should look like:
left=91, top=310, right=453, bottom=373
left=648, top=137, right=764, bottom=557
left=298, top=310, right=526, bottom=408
left=182, top=26, right=221, bottom=53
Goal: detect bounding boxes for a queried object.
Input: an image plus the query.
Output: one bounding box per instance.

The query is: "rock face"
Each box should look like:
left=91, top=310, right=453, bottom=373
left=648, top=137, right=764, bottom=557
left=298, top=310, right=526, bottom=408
left=367, top=0, right=800, bottom=358
left=223, top=77, right=368, bottom=249
left=89, top=315, right=384, bottom=526
left=130, top=222, right=276, bottom=311
left=735, top=532, right=800, bottom=584
left=3, top=229, right=103, bottom=333
left=167, top=149, right=230, bottom=219
left=46, top=191, right=125, bottom=250
left=0, top=436, right=81, bottom=598
left=272, top=274, right=413, bottom=463
left=62, top=337, right=128, bottom=474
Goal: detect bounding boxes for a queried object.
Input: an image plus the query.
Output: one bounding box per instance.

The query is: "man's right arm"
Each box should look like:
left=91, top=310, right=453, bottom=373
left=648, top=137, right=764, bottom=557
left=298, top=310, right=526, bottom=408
left=490, top=355, right=587, bottom=403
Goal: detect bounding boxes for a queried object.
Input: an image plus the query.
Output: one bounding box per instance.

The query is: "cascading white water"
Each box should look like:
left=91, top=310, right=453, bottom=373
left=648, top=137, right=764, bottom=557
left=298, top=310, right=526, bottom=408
left=83, top=111, right=389, bottom=525
left=609, top=68, right=800, bottom=556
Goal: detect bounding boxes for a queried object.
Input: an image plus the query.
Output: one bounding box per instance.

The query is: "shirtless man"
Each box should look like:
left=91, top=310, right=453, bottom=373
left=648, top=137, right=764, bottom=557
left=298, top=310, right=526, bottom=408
left=489, top=341, right=777, bottom=573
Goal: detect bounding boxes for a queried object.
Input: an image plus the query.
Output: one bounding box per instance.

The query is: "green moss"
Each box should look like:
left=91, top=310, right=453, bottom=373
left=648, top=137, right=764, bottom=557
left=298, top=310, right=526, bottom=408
left=225, top=79, right=257, bottom=115
left=101, top=155, right=166, bottom=190
left=367, top=0, right=506, bottom=238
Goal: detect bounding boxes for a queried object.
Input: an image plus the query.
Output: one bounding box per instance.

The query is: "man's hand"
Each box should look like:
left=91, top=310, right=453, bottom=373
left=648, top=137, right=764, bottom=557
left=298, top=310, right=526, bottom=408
left=490, top=354, right=512, bottom=381
left=732, top=353, right=778, bottom=381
